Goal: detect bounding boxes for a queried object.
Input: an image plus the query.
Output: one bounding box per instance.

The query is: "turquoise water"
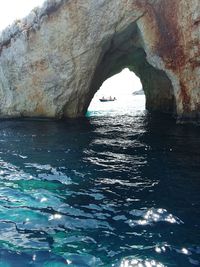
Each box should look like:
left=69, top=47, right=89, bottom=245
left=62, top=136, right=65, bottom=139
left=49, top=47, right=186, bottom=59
left=0, top=95, right=199, bottom=266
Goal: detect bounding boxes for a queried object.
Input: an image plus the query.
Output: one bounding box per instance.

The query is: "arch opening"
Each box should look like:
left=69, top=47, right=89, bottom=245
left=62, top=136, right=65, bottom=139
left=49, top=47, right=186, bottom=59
left=87, top=68, right=145, bottom=117
left=81, top=22, right=176, bottom=118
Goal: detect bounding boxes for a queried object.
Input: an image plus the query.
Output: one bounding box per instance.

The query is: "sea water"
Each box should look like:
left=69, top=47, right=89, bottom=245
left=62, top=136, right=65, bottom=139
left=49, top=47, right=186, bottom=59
left=0, top=95, right=199, bottom=266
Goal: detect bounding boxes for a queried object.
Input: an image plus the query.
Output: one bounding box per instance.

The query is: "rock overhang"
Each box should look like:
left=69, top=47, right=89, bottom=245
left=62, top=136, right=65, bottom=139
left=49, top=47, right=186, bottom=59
left=0, top=0, right=199, bottom=123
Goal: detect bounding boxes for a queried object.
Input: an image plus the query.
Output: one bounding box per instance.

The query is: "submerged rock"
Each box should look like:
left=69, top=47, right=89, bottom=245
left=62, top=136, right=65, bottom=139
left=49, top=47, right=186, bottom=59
left=0, top=0, right=199, bottom=122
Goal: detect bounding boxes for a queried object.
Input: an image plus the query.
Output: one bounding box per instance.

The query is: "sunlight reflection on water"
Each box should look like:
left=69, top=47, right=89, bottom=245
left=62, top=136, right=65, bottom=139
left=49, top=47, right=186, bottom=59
left=87, top=95, right=146, bottom=117
left=0, top=90, right=199, bottom=266
left=120, top=258, right=165, bottom=267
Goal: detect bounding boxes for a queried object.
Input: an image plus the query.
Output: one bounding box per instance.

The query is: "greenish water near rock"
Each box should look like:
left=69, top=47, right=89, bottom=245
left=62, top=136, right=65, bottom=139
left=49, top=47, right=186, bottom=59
left=0, top=96, right=199, bottom=266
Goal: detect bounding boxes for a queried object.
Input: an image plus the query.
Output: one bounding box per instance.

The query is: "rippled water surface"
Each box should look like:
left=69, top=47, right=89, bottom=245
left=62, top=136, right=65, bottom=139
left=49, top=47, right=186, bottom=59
left=0, top=96, right=200, bottom=266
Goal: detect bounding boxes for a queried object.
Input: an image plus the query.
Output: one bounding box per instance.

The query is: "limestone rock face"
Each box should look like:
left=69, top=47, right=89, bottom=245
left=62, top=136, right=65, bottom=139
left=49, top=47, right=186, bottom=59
left=0, top=0, right=199, bottom=121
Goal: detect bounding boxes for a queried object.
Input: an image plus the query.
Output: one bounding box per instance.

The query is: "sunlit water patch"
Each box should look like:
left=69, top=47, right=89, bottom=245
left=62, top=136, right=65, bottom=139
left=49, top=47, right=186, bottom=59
left=87, top=95, right=145, bottom=117
left=0, top=96, right=199, bottom=266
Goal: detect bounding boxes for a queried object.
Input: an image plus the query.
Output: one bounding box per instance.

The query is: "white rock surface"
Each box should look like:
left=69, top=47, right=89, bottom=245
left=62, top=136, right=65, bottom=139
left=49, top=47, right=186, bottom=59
left=0, top=0, right=199, bottom=121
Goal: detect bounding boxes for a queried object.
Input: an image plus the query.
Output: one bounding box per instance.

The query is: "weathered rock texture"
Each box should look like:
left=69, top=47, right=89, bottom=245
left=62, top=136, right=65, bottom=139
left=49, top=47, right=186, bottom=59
left=0, top=0, right=199, bottom=121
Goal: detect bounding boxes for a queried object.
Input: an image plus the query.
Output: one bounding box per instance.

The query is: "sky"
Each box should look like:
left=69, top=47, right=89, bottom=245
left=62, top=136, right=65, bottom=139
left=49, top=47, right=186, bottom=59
left=0, top=0, right=45, bottom=31
left=95, top=68, right=142, bottom=98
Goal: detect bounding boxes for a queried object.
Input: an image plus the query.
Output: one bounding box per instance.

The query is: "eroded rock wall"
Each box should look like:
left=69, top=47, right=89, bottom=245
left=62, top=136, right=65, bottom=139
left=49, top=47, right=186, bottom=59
left=136, top=0, right=200, bottom=121
left=0, top=0, right=199, bottom=121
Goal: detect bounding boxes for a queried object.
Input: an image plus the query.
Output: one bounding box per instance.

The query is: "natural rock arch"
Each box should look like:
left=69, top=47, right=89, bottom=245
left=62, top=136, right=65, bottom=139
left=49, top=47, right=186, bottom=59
left=0, top=0, right=199, bottom=122
left=84, top=22, right=175, bottom=116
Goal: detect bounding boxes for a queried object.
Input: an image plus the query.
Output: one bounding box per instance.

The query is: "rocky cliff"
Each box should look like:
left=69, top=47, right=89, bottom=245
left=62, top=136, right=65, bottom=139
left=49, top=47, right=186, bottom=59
left=0, top=0, right=199, bottom=122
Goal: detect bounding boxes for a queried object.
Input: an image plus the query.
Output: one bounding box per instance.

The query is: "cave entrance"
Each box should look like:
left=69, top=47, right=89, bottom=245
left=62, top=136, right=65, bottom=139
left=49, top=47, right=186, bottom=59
left=87, top=68, right=145, bottom=117
left=80, top=23, right=175, bottom=119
